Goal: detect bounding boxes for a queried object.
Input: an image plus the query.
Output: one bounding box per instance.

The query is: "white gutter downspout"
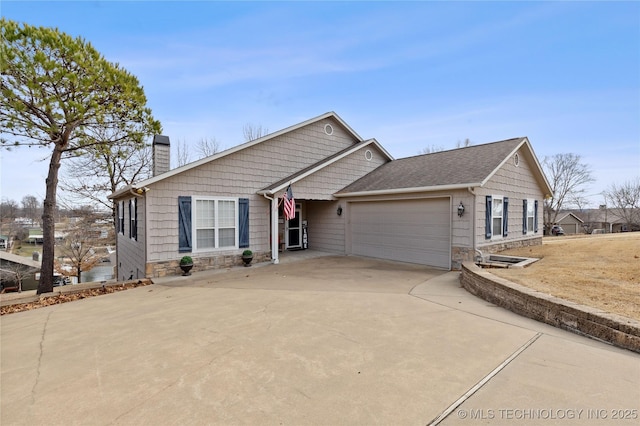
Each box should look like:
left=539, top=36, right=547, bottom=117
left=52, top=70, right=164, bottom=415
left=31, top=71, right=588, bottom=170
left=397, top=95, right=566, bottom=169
left=468, top=187, right=483, bottom=262
left=263, top=193, right=279, bottom=264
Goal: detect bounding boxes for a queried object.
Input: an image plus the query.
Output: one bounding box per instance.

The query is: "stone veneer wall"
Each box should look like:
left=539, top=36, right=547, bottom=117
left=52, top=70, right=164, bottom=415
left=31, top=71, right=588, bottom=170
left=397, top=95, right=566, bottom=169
left=452, top=237, right=542, bottom=270
left=478, top=236, right=542, bottom=255
left=460, top=262, right=640, bottom=353
left=146, top=252, right=270, bottom=278
left=451, top=246, right=476, bottom=270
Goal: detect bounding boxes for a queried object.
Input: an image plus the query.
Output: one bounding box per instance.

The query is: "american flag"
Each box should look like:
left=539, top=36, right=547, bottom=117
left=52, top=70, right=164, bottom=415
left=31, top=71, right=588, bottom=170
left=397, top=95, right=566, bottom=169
left=283, top=185, right=295, bottom=221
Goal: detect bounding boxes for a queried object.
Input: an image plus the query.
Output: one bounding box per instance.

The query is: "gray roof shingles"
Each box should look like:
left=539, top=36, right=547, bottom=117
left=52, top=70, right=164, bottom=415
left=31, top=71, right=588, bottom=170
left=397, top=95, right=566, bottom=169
left=337, top=137, right=524, bottom=194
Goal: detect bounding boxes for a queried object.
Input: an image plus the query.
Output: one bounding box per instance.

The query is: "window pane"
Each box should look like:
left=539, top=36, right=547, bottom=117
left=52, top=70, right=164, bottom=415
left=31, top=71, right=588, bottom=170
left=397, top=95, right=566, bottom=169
left=289, top=213, right=300, bottom=228
left=197, top=229, right=215, bottom=249
left=527, top=202, right=534, bottom=216
left=528, top=217, right=534, bottom=231
left=493, top=218, right=502, bottom=235
left=196, top=200, right=215, bottom=228
left=219, top=228, right=235, bottom=247
left=218, top=201, right=235, bottom=228
left=493, top=199, right=503, bottom=217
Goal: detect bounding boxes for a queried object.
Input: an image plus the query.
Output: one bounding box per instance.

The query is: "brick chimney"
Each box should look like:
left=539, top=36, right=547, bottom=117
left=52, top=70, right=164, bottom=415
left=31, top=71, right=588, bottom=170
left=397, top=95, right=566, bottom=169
left=152, top=135, right=170, bottom=176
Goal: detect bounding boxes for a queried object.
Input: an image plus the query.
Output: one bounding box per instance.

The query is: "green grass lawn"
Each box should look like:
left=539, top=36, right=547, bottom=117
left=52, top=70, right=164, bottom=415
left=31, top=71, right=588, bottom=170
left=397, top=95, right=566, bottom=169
left=12, top=243, right=42, bottom=258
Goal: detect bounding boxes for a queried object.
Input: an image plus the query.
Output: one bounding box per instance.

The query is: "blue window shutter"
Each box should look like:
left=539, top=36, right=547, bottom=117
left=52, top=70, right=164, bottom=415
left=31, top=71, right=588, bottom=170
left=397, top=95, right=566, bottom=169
left=485, top=196, right=492, bottom=239
left=523, top=199, right=528, bottom=234
left=238, top=198, right=249, bottom=248
left=503, top=197, right=509, bottom=237
left=178, top=196, right=192, bottom=252
left=534, top=200, right=539, bottom=233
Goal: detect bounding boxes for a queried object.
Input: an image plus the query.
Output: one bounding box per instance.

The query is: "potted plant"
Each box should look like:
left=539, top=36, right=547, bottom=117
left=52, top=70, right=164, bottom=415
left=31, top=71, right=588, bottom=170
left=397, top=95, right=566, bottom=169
left=179, top=255, right=193, bottom=276
left=241, top=249, right=253, bottom=267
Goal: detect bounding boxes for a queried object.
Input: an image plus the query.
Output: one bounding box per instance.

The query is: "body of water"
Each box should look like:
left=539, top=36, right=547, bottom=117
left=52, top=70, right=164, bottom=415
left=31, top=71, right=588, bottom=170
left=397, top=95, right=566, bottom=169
left=81, top=262, right=114, bottom=283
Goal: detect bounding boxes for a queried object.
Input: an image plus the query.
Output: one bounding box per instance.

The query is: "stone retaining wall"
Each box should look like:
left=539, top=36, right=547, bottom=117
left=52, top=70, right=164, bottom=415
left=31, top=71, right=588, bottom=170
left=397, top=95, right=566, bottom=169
left=461, top=262, right=640, bottom=353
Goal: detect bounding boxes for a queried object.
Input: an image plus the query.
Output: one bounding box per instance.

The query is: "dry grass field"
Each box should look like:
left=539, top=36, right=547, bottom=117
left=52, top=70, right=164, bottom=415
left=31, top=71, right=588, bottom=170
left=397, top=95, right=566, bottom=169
left=489, top=233, right=640, bottom=321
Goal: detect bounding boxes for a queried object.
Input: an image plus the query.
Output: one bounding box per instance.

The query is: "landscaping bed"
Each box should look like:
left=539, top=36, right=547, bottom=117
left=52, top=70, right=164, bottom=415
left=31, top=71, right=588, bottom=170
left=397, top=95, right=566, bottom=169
left=0, top=280, right=151, bottom=315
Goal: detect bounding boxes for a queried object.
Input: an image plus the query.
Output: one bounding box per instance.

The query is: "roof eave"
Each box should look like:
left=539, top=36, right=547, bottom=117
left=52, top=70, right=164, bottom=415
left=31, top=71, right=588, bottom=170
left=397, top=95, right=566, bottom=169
left=109, top=111, right=364, bottom=200
left=334, top=182, right=481, bottom=198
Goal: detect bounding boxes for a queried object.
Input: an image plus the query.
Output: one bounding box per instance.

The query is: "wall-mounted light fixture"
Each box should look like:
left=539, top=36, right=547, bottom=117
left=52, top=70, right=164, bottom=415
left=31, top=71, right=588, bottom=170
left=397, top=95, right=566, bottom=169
left=337, top=206, right=343, bottom=216
left=457, top=202, right=465, bottom=217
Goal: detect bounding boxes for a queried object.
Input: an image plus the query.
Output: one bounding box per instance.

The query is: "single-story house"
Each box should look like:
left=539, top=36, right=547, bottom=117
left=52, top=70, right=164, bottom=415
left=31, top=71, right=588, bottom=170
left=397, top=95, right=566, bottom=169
left=109, top=112, right=552, bottom=279
left=0, top=251, right=40, bottom=292
left=555, top=212, right=585, bottom=234
left=566, top=208, right=640, bottom=234
left=0, top=235, right=13, bottom=250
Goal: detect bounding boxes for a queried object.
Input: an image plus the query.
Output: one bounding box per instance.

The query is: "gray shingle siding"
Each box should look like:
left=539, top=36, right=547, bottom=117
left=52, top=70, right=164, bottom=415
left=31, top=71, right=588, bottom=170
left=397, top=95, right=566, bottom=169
left=476, top=146, right=545, bottom=249
left=116, top=196, right=146, bottom=280
left=142, top=117, right=365, bottom=266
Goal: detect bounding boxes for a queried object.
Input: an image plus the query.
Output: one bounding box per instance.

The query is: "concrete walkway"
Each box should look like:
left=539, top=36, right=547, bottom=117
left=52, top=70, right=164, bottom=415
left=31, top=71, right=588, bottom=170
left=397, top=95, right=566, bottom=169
left=1, top=255, right=638, bottom=425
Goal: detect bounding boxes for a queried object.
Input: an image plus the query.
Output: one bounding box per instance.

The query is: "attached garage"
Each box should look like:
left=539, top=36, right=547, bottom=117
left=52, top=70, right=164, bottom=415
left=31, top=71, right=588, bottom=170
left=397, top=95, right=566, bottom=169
left=348, top=198, right=451, bottom=269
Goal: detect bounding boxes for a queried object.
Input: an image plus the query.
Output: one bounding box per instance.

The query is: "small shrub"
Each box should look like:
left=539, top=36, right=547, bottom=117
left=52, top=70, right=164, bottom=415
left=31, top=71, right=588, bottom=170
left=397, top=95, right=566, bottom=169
left=179, top=255, right=193, bottom=265
left=242, top=249, right=253, bottom=257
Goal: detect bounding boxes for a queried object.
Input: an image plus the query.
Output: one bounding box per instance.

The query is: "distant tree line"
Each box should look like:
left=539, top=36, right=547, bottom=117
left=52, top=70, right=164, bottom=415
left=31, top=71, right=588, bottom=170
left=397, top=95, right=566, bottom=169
left=0, top=196, right=106, bottom=224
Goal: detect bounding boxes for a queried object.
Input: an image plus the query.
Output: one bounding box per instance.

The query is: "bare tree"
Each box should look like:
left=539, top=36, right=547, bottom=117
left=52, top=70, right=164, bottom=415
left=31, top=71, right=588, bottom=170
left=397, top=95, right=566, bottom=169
left=243, top=123, right=269, bottom=142
left=542, top=153, right=595, bottom=232
left=0, top=198, right=19, bottom=221
left=456, top=138, right=472, bottom=148
left=418, top=145, right=445, bottom=155
left=196, top=137, right=221, bottom=158
left=56, top=211, right=102, bottom=283
left=21, top=195, right=41, bottom=225
left=603, top=177, right=640, bottom=230
left=0, top=262, right=34, bottom=293
left=565, top=193, right=592, bottom=211
left=174, top=138, right=192, bottom=167
left=60, top=127, right=153, bottom=225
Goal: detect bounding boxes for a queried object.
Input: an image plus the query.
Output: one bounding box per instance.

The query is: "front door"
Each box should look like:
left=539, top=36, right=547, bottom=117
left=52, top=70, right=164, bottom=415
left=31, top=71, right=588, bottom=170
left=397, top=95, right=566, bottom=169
left=285, top=203, right=302, bottom=249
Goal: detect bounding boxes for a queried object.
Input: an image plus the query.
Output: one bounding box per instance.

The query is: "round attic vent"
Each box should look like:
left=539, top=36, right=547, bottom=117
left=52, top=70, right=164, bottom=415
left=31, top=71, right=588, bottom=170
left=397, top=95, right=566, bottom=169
left=514, top=153, right=520, bottom=167
left=324, top=124, right=334, bottom=135
left=365, top=150, right=373, bottom=161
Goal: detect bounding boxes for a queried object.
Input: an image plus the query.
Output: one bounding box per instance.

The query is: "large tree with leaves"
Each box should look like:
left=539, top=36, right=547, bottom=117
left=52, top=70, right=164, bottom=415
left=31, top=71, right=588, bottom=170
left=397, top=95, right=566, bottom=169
left=1, top=19, right=161, bottom=294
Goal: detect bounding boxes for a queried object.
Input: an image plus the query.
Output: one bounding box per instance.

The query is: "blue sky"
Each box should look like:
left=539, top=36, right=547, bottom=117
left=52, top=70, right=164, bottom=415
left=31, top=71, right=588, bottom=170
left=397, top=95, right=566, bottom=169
left=1, top=1, right=639, bottom=207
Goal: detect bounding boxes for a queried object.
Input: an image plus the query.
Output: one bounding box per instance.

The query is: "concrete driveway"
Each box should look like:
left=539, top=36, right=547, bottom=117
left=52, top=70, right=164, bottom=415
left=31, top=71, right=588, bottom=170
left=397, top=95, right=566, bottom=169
left=2, top=254, right=638, bottom=425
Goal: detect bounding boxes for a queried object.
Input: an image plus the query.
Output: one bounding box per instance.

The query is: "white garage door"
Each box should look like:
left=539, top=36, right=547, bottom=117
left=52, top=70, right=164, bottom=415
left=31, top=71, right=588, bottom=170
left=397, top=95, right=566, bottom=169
left=349, top=198, right=451, bottom=269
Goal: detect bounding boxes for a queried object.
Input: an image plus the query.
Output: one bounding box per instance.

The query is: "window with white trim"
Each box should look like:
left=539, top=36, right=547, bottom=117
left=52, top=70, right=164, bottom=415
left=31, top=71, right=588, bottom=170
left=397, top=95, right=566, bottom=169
left=526, top=199, right=535, bottom=233
left=194, top=197, right=237, bottom=251
left=129, top=198, right=137, bottom=240
left=492, top=196, right=503, bottom=238
left=129, top=198, right=138, bottom=241
left=118, top=201, right=125, bottom=235
left=485, top=195, right=509, bottom=239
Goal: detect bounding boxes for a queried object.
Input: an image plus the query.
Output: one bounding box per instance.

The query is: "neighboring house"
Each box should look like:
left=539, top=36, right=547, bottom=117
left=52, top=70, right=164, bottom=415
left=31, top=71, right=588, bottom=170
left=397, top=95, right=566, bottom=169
left=26, top=229, right=66, bottom=245
left=26, top=229, right=44, bottom=245
left=109, top=112, right=552, bottom=279
left=0, top=251, right=40, bottom=292
left=0, top=235, right=13, bottom=250
left=556, top=212, right=585, bottom=234
left=568, top=208, right=639, bottom=233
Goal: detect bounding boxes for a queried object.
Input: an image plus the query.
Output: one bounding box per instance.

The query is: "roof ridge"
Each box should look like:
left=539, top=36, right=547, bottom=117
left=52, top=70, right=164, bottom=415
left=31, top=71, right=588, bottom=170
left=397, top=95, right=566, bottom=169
left=397, top=137, right=526, bottom=161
